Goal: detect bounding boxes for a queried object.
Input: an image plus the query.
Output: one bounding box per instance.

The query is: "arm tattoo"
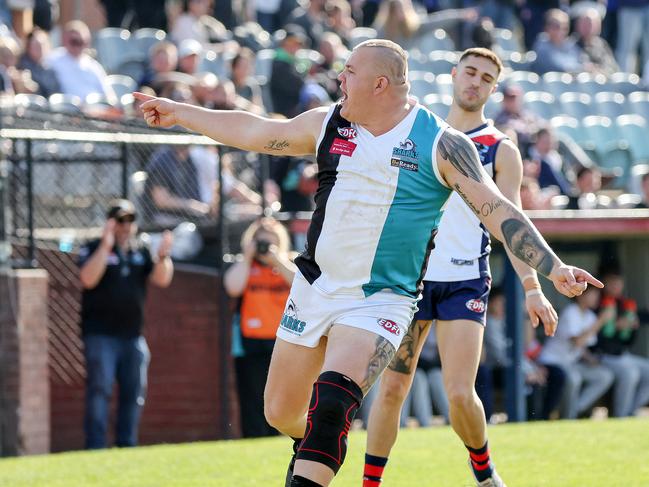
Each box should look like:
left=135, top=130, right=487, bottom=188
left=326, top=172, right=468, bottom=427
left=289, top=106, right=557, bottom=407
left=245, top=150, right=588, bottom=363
left=452, top=183, right=480, bottom=215
left=389, top=320, right=429, bottom=374
left=360, top=336, right=396, bottom=395
left=438, top=129, right=484, bottom=182
left=264, top=139, right=290, bottom=151
left=501, top=218, right=555, bottom=277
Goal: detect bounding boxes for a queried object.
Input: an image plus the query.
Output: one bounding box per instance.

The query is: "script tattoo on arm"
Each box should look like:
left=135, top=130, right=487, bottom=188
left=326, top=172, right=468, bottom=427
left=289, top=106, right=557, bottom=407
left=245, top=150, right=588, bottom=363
left=264, top=139, right=290, bottom=151
left=501, top=218, right=555, bottom=277
left=360, top=336, right=396, bottom=395
left=438, top=129, right=484, bottom=182
left=452, top=183, right=480, bottom=216
left=389, top=320, right=429, bottom=374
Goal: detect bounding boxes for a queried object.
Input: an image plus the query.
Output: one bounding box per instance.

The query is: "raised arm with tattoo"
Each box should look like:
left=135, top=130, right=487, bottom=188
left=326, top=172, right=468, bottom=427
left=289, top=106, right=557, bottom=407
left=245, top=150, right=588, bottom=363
left=133, top=92, right=326, bottom=157
left=436, top=128, right=603, bottom=296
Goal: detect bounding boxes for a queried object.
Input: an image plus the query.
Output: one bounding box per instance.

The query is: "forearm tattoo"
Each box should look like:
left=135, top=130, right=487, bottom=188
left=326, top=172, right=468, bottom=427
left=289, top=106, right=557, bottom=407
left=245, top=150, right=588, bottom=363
left=501, top=218, right=555, bottom=277
left=438, top=129, right=484, bottom=182
left=452, top=183, right=480, bottom=216
left=264, top=139, right=290, bottom=151
left=360, top=336, right=396, bottom=395
left=389, top=320, right=429, bottom=374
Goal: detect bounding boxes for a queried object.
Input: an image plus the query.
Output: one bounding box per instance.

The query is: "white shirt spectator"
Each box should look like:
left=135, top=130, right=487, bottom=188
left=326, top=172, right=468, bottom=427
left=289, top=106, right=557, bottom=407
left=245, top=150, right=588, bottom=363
left=46, top=47, right=116, bottom=101
left=539, top=303, right=598, bottom=365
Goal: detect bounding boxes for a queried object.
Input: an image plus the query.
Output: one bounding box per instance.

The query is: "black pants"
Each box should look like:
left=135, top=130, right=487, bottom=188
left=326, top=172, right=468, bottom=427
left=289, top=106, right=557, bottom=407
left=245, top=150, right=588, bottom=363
left=235, top=351, right=279, bottom=438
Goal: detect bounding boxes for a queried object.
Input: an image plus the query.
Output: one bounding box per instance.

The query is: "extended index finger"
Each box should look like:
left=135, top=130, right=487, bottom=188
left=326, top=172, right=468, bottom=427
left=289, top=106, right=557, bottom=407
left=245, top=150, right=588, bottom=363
left=133, top=91, right=156, bottom=102
left=576, top=269, right=604, bottom=288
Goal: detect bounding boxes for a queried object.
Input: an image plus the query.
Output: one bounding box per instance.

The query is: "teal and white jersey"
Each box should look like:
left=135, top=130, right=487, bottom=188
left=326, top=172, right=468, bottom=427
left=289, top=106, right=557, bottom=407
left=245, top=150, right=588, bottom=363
left=294, top=103, right=452, bottom=299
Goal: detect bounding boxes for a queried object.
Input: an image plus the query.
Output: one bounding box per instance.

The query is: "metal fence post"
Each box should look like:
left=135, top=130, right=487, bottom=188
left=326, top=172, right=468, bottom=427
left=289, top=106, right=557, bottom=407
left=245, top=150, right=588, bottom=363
left=26, top=139, right=35, bottom=266
left=121, top=142, right=129, bottom=198
left=504, top=258, right=526, bottom=422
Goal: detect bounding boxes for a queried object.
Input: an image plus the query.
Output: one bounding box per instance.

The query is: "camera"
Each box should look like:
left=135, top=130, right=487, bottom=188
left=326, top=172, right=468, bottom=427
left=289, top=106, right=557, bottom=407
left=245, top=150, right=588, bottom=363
left=256, top=239, right=271, bottom=255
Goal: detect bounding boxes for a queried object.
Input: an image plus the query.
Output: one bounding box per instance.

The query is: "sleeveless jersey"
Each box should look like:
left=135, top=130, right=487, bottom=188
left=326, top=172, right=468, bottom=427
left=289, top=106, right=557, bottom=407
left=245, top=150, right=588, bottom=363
left=424, top=122, right=508, bottom=282
left=294, top=103, right=452, bottom=298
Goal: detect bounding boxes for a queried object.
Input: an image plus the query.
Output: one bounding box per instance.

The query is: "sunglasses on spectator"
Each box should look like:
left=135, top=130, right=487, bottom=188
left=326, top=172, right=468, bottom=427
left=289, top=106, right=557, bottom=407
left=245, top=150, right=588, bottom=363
left=116, top=215, right=136, bottom=224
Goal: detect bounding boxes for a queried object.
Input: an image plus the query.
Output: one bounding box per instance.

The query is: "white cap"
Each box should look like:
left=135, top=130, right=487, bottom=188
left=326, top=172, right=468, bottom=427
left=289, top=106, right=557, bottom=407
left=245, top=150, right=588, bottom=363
left=178, top=38, right=202, bottom=58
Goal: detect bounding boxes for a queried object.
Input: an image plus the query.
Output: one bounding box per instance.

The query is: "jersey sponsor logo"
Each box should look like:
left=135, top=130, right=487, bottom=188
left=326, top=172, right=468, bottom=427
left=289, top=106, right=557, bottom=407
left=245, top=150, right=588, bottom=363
left=390, top=157, right=419, bottom=172
left=451, top=258, right=475, bottom=266
left=465, top=299, right=486, bottom=313
left=399, top=138, right=416, bottom=151
left=377, top=318, right=401, bottom=336
left=280, top=299, right=307, bottom=335
left=337, top=127, right=357, bottom=139
left=329, top=137, right=357, bottom=156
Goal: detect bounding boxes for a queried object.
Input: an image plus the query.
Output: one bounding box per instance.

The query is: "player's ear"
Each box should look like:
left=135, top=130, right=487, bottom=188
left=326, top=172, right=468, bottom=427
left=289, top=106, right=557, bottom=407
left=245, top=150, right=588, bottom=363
left=375, top=75, right=389, bottom=94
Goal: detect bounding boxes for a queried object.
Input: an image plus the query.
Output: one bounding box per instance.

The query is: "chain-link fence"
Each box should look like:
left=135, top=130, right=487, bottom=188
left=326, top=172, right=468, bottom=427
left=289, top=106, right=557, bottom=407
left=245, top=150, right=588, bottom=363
left=0, top=100, right=267, bottom=388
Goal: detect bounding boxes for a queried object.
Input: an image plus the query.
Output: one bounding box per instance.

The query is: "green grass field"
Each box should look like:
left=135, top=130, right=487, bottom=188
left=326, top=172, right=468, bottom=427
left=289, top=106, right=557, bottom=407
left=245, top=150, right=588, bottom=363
left=1, top=419, right=647, bottom=486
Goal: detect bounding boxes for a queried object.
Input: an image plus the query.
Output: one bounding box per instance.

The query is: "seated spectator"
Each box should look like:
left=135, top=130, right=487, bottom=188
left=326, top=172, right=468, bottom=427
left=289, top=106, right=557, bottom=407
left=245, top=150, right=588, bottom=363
left=572, top=6, right=618, bottom=76
left=527, top=127, right=573, bottom=195
left=230, top=47, right=263, bottom=109
left=0, top=34, right=38, bottom=94
left=493, top=84, right=545, bottom=155
left=372, top=0, right=477, bottom=51
left=594, top=267, right=649, bottom=417
left=270, top=24, right=307, bottom=117
left=17, top=27, right=60, bottom=97
left=46, top=20, right=116, bottom=103
left=566, top=166, right=611, bottom=210
left=139, top=41, right=178, bottom=90
left=194, top=72, right=264, bottom=114
left=177, top=38, right=202, bottom=76
left=225, top=217, right=296, bottom=438
left=524, top=320, right=565, bottom=420
left=286, top=0, right=326, bottom=48
left=531, top=9, right=588, bottom=74
left=634, top=172, right=649, bottom=208
left=171, top=0, right=230, bottom=48
left=520, top=176, right=554, bottom=210
left=538, top=287, right=615, bottom=419
left=324, top=0, right=356, bottom=47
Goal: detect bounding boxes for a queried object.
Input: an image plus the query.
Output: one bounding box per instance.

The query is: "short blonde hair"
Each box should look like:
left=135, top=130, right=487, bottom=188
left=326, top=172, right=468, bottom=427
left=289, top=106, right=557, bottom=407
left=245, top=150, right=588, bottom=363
left=355, top=39, right=408, bottom=85
left=458, top=47, right=504, bottom=77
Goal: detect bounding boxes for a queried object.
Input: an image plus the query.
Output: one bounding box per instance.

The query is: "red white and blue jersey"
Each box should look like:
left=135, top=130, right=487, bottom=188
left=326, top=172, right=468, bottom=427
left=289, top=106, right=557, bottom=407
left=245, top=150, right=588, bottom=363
left=423, top=122, right=508, bottom=282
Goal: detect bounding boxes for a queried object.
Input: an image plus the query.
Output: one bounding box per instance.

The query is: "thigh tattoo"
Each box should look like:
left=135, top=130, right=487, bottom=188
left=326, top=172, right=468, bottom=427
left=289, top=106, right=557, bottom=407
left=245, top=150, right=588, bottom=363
left=360, top=336, right=396, bottom=395
left=389, top=321, right=429, bottom=374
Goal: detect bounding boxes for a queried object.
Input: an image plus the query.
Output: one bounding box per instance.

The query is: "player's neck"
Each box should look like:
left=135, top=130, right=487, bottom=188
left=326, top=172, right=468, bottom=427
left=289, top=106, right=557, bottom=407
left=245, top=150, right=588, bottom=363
left=445, top=103, right=487, bottom=133
left=361, top=98, right=415, bottom=137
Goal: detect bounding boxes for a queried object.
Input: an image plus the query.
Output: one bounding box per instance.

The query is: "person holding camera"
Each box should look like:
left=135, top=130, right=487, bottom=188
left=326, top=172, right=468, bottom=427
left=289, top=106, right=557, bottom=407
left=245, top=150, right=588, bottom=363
left=224, top=217, right=296, bottom=437
left=78, top=199, right=174, bottom=449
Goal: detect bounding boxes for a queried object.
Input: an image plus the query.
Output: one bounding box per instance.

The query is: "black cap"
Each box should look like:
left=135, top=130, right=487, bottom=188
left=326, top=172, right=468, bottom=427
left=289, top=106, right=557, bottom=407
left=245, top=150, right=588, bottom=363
left=107, top=198, right=136, bottom=219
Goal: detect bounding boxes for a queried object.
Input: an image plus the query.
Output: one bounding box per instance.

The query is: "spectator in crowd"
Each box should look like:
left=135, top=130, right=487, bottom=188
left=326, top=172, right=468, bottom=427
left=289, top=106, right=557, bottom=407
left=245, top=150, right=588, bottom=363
left=0, top=34, right=38, bottom=94
left=286, top=0, right=326, bottom=48
left=313, top=31, right=346, bottom=100
left=634, top=172, right=649, bottom=208
left=230, top=47, right=264, bottom=108
left=477, top=0, right=518, bottom=31
left=615, top=0, right=649, bottom=75
left=100, top=0, right=167, bottom=31
left=139, top=41, right=178, bottom=90
left=46, top=20, right=117, bottom=103
left=573, top=6, right=619, bottom=76
left=566, top=166, right=611, bottom=210
left=171, top=0, right=230, bottom=48
left=520, top=175, right=554, bottom=210
left=78, top=199, right=173, bottom=449
left=224, top=217, right=296, bottom=437
left=527, top=127, right=573, bottom=196
left=519, top=0, right=563, bottom=50
left=523, top=319, right=566, bottom=420
left=324, top=0, right=356, bottom=47
left=372, top=0, right=477, bottom=51
left=255, top=0, right=293, bottom=34
left=195, top=72, right=265, bottom=114
left=594, top=267, right=649, bottom=417
left=17, top=27, right=60, bottom=97
left=0, top=0, right=34, bottom=41
left=270, top=24, right=307, bottom=117
left=531, top=8, right=589, bottom=74
left=538, top=286, right=615, bottom=419
left=176, top=38, right=202, bottom=76
left=493, top=84, right=545, bottom=155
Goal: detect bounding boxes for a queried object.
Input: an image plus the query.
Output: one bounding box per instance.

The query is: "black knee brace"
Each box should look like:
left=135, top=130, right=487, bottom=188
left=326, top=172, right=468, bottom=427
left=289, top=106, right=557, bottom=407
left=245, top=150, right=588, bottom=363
left=296, top=371, right=363, bottom=474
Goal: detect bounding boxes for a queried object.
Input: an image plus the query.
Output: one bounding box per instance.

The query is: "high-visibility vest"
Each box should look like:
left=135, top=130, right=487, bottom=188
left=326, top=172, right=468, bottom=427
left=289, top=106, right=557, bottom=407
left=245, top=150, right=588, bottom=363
left=240, top=261, right=291, bottom=340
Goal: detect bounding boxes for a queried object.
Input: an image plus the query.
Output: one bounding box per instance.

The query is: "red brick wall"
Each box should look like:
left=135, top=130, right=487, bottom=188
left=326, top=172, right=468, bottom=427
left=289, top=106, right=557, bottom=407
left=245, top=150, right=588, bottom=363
left=0, top=269, right=50, bottom=455
left=48, top=263, right=240, bottom=452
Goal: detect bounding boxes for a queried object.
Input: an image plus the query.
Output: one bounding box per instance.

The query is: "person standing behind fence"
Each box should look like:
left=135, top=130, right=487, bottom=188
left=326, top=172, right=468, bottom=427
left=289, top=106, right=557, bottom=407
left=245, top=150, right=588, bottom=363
left=225, top=217, right=296, bottom=437
left=78, top=199, right=174, bottom=449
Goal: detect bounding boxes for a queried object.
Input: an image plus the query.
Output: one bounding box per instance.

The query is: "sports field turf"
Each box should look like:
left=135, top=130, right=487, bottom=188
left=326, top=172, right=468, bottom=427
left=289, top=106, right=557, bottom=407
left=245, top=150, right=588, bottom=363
left=1, top=418, right=647, bottom=486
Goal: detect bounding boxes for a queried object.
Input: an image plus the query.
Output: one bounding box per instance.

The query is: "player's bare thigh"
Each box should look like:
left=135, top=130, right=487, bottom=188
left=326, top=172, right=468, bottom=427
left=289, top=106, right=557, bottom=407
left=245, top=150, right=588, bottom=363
left=264, top=336, right=327, bottom=426
left=322, top=324, right=397, bottom=396
left=436, top=319, right=484, bottom=389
